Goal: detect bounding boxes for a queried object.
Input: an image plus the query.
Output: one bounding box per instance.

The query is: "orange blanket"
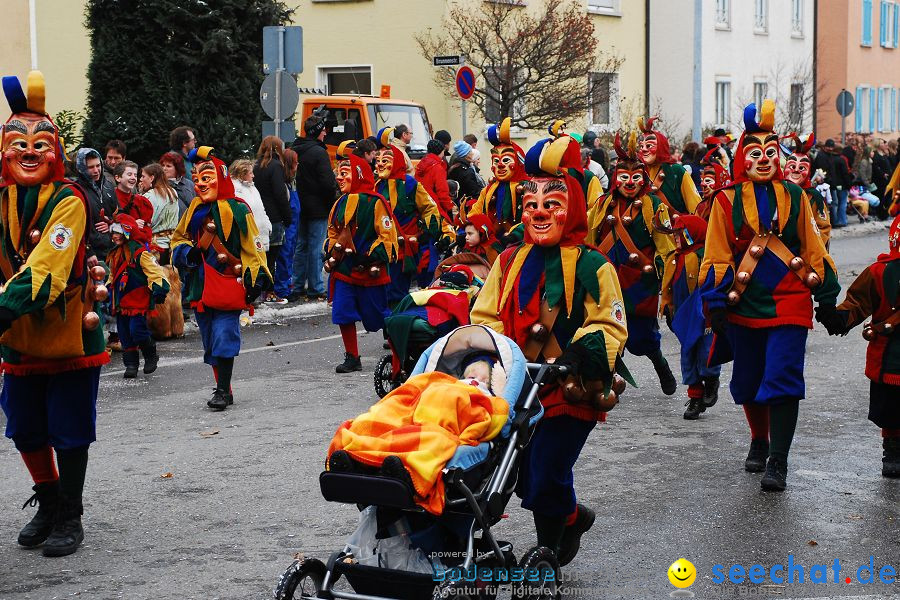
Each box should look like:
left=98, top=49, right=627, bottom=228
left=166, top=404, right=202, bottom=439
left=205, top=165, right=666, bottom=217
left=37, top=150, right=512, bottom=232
left=327, top=372, right=510, bottom=514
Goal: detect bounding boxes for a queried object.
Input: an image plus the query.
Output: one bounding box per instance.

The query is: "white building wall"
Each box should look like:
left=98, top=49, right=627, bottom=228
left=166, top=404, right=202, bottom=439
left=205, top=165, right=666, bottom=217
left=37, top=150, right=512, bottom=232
left=648, top=0, right=694, bottom=141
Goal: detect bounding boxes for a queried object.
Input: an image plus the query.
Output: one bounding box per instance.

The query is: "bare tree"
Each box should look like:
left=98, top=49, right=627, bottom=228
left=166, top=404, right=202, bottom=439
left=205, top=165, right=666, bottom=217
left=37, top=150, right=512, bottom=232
left=732, top=57, right=827, bottom=135
left=415, top=0, right=623, bottom=130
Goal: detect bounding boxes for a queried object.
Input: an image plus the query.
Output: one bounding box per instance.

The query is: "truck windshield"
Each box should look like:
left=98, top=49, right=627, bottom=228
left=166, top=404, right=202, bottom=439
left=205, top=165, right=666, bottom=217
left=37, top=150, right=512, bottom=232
left=367, top=103, right=432, bottom=159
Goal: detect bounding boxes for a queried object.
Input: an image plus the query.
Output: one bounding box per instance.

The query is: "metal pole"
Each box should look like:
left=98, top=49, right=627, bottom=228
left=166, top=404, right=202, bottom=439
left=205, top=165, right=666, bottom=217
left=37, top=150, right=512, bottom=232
left=461, top=99, right=467, bottom=136
left=28, top=0, right=38, bottom=69
left=274, top=26, right=285, bottom=141
left=841, top=114, right=846, bottom=145
left=692, top=0, right=703, bottom=142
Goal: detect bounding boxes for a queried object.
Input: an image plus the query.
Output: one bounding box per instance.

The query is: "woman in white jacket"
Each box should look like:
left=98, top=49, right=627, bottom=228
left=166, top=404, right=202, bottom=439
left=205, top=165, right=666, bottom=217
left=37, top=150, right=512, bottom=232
left=229, top=159, right=273, bottom=251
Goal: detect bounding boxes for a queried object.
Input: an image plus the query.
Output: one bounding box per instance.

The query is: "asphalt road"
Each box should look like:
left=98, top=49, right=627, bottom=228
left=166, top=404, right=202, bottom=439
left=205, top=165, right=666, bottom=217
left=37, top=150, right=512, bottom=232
left=0, top=223, right=898, bottom=600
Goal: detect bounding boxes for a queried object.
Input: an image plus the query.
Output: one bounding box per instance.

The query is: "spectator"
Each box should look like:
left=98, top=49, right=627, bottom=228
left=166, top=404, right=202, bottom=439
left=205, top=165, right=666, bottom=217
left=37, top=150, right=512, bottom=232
left=112, top=160, right=154, bottom=227
left=872, top=138, right=893, bottom=219
left=289, top=115, right=339, bottom=302
left=435, top=129, right=452, bottom=159
left=465, top=134, right=483, bottom=175
left=448, top=141, right=484, bottom=200
left=463, top=133, right=478, bottom=150
left=275, top=148, right=302, bottom=301
left=230, top=159, right=272, bottom=254
left=814, top=139, right=851, bottom=228
left=74, top=147, right=116, bottom=262
left=416, top=139, right=453, bottom=220
left=888, top=139, right=899, bottom=169
left=159, top=151, right=194, bottom=214
left=392, top=124, right=415, bottom=174
left=681, top=141, right=703, bottom=191
left=582, top=130, right=610, bottom=173
left=103, top=139, right=127, bottom=186
left=580, top=147, right=609, bottom=190
left=842, top=133, right=859, bottom=173
left=169, top=126, right=197, bottom=173
left=253, top=135, right=292, bottom=303
left=138, top=163, right=180, bottom=264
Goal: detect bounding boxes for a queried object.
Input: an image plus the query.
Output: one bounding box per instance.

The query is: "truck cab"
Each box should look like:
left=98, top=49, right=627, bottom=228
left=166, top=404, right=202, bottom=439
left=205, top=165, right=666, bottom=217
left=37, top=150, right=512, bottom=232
left=298, top=95, right=434, bottom=164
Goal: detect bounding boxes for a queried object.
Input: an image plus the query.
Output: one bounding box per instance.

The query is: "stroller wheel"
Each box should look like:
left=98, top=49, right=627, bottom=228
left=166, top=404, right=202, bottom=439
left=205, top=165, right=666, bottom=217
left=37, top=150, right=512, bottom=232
left=513, top=547, right=560, bottom=600
left=432, top=579, right=477, bottom=600
left=274, top=556, right=327, bottom=600
left=374, top=354, right=399, bottom=398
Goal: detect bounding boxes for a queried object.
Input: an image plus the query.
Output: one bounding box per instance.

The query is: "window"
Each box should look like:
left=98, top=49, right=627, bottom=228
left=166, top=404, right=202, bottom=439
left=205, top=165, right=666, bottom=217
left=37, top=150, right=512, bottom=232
left=366, top=104, right=431, bottom=159
left=715, top=0, right=730, bottom=29
left=753, top=81, right=768, bottom=109
left=791, top=0, right=804, bottom=36
left=484, top=66, right=526, bottom=124
left=588, top=72, right=618, bottom=126
left=587, top=0, right=620, bottom=15
left=754, top=0, right=768, bottom=32
left=322, top=107, right=364, bottom=147
left=863, top=0, right=873, bottom=46
left=880, top=1, right=896, bottom=47
left=318, top=66, right=372, bottom=95
left=789, top=83, right=805, bottom=128
left=715, top=81, right=731, bottom=128
left=879, top=86, right=894, bottom=131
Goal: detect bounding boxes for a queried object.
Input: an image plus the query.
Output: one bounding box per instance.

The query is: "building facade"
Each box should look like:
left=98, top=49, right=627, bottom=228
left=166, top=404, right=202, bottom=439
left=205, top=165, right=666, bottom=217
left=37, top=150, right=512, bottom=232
left=817, top=0, right=900, bottom=140
left=650, top=0, right=815, bottom=143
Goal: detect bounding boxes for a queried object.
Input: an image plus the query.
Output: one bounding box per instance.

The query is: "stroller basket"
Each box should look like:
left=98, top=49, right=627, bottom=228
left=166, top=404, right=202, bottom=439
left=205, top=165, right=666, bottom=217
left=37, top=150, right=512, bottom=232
left=334, top=561, right=435, bottom=600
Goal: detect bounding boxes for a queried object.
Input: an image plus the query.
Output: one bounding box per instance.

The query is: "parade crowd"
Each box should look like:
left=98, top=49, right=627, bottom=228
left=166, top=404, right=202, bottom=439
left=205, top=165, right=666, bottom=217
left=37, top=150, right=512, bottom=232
left=1, top=70, right=899, bottom=570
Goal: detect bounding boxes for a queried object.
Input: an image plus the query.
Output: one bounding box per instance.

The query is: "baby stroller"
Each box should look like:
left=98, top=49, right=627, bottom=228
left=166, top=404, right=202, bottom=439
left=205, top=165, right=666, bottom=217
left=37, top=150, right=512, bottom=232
left=374, top=253, right=492, bottom=398
left=274, top=325, right=569, bottom=600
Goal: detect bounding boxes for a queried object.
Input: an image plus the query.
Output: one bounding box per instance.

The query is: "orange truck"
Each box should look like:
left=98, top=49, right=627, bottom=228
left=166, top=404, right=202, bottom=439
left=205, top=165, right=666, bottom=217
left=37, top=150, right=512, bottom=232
left=298, top=95, right=435, bottom=165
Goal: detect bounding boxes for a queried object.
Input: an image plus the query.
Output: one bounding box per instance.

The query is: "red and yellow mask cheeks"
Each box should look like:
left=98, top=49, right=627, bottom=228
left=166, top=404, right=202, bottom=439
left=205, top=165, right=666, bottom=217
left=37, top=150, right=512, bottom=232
left=614, top=166, right=647, bottom=199
left=491, top=146, right=519, bottom=181
left=374, top=148, right=394, bottom=180
left=192, top=161, right=220, bottom=203
left=783, top=154, right=812, bottom=187
left=1, top=113, right=59, bottom=186
left=336, top=159, right=353, bottom=194
left=637, top=133, right=658, bottom=165
left=520, top=177, right=569, bottom=247
left=700, top=168, right=719, bottom=198
left=743, top=133, right=780, bottom=183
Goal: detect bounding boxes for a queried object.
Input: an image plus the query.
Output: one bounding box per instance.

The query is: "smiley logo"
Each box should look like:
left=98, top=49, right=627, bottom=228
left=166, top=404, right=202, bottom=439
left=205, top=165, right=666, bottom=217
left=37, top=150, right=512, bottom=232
left=668, top=558, right=696, bottom=588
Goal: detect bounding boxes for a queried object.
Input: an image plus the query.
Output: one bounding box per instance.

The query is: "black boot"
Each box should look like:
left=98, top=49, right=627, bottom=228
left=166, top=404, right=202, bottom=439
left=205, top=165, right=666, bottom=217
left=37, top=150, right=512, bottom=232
left=533, top=512, right=567, bottom=558
left=42, top=495, right=84, bottom=557
left=336, top=352, right=362, bottom=373
left=683, top=396, right=706, bottom=420
left=649, top=351, right=677, bottom=396
left=139, top=339, right=159, bottom=374
left=703, top=377, right=720, bottom=407
left=17, top=481, right=60, bottom=547
left=883, top=437, right=900, bottom=478
left=207, top=388, right=233, bottom=411
left=557, top=504, right=595, bottom=567
left=760, top=456, right=788, bottom=492
left=123, top=350, right=139, bottom=378
left=744, top=439, right=769, bottom=473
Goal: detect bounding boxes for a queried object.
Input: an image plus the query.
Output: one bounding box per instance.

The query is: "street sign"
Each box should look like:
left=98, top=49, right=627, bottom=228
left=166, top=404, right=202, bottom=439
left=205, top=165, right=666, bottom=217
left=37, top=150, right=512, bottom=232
left=263, top=120, right=295, bottom=145
left=263, top=26, right=303, bottom=74
left=835, top=89, right=854, bottom=117
left=260, top=72, right=299, bottom=120
left=433, top=55, right=462, bottom=67
left=456, top=66, right=475, bottom=100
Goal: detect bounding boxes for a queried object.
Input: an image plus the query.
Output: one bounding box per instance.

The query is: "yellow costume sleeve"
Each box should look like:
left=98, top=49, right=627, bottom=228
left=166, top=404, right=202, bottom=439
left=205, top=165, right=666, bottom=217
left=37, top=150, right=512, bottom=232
left=139, top=250, right=169, bottom=297
left=649, top=203, right=676, bottom=316
left=586, top=174, right=603, bottom=212
left=169, top=198, right=199, bottom=254
left=571, top=261, right=628, bottom=375
left=239, top=210, right=272, bottom=287
left=369, top=200, right=400, bottom=263
left=698, top=194, right=735, bottom=288
left=414, top=183, right=443, bottom=238
left=585, top=195, right=613, bottom=247
left=681, top=170, right=701, bottom=214
left=469, top=259, right=507, bottom=335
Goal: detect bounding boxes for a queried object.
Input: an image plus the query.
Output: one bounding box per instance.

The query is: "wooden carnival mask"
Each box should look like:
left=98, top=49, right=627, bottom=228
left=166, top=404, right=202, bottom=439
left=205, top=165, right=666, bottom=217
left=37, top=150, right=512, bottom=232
left=1, top=72, right=64, bottom=187
left=336, top=159, right=354, bottom=193
left=615, top=165, right=646, bottom=199
left=374, top=148, right=394, bottom=180
left=490, top=146, right=519, bottom=182
left=783, top=154, right=812, bottom=187
left=742, top=133, right=780, bottom=183
left=520, top=177, right=568, bottom=247
left=192, top=161, right=220, bottom=203
left=637, top=133, right=658, bottom=166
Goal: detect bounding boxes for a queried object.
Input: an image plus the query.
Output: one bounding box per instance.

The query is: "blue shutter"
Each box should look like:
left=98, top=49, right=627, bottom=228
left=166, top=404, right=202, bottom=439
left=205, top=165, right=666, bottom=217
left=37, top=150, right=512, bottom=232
left=881, top=0, right=888, bottom=46
left=864, top=0, right=873, bottom=45
left=856, top=87, right=864, bottom=131
left=894, top=2, right=899, bottom=47
left=870, top=88, right=877, bottom=132
left=878, top=88, right=885, bottom=130
left=892, top=88, right=897, bottom=130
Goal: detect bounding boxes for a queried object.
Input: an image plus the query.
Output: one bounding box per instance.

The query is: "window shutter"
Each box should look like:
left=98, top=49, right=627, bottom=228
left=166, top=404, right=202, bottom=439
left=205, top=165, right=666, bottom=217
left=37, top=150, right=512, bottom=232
left=864, top=0, right=873, bottom=45
left=878, top=88, right=885, bottom=130
left=892, top=88, right=897, bottom=130
left=870, top=87, right=877, bottom=132
left=856, top=87, right=864, bottom=131
left=881, top=0, right=887, bottom=45
left=894, top=2, right=899, bottom=46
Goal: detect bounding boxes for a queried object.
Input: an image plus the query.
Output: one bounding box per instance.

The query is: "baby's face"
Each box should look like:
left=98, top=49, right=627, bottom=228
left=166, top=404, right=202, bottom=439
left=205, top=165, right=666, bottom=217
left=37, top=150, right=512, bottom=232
left=463, top=360, right=491, bottom=385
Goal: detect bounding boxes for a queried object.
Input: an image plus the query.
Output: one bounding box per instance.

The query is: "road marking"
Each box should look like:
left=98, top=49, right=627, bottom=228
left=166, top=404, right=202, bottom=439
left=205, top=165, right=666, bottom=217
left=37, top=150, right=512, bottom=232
left=100, top=331, right=351, bottom=378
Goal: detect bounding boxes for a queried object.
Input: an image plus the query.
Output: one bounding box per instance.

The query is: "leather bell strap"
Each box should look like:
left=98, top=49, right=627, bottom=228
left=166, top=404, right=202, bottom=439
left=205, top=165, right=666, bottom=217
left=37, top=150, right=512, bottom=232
left=731, top=232, right=813, bottom=296
left=522, top=299, right=563, bottom=362
left=197, top=219, right=240, bottom=270
left=596, top=202, right=653, bottom=271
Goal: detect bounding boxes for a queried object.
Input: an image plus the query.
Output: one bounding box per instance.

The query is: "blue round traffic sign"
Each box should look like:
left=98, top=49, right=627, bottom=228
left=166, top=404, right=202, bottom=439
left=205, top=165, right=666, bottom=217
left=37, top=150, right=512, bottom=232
left=456, top=66, right=475, bottom=100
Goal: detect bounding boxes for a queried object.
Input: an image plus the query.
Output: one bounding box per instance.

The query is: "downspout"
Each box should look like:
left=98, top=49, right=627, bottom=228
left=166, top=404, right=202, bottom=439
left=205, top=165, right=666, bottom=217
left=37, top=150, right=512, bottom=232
left=29, top=0, right=38, bottom=69
left=693, top=0, right=703, bottom=141
left=644, top=0, right=651, bottom=116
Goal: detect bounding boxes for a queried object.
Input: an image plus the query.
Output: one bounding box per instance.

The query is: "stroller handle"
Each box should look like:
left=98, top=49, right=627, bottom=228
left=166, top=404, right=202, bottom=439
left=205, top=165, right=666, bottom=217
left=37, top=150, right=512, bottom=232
left=525, top=362, right=569, bottom=384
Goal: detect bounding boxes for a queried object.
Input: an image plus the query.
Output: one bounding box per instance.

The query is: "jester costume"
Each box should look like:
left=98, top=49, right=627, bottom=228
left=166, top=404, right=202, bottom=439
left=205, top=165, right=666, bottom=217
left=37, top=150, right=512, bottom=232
left=373, top=127, right=448, bottom=302
left=0, top=71, right=110, bottom=557
left=637, top=116, right=701, bottom=215
left=587, top=132, right=678, bottom=395
left=472, top=135, right=629, bottom=567
left=696, top=146, right=732, bottom=221
left=659, top=215, right=721, bottom=419
left=462, top=213, right=500, bottom=264
left=783, top=133, right=832, bottom=248
left=105, top=214, right=169, bottom=379
left=819, top=215, right=900, bottom=477
left=326, top=140, right=399, bottom=373
left=171, top=146, right=271, bottom=410
left=548, top=119, right=604, bottom=212
left=700, top=101, right=840, bottom=491
left=467, top=117, right=528, bottom=251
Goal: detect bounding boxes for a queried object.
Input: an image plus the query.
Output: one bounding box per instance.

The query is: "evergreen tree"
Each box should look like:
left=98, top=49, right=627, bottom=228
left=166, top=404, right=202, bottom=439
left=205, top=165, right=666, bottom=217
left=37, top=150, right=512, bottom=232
left=83, top=0, right=292, bottom=166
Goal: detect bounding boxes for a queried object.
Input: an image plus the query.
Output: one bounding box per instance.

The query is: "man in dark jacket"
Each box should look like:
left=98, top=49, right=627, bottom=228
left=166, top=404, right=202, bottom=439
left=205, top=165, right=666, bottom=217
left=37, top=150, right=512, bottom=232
left=74, top=147, right=116, bottom=262
left=814, top=139, right=851, bottom=227
left=872, top=138, right=893, bottom=219
left=289, top=116, right=339, bottom=301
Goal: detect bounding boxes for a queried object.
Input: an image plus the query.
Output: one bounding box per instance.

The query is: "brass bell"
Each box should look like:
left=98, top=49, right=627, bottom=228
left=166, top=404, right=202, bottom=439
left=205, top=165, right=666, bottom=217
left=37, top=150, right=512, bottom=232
left=749, top=245, right=764, bottom=259
left=408, top=236, right=418, bottom=245
left=564, top=381, right=583, bottom=401
left=92, top=284, right=109, bottom=302
left=232, top=263, right=243, bottom=276
left=736, top=271, right=751, bottom=284
left=82, top=311, right=101, bottom=330
left=789, top=256, right=804, bottom=271
left=862, top=325, right=876, bottom=341
left=628, top=252, right=641, bottom=265
left=515, top=183, right=526, bottom=195
left=605, top=214, right=617, bottom=225
left=345, top=247, right=355, bottom=256
left=530, top=323, right=549, bottom=343
left=726, top=290, right=741, bottom=305
left=622, top=215, right=634, bottom=226
left=368, top=265, right=381, bottom=278
left=642, top=264, right=655, bottom=274
left=397, top=236, right=406, bottom=247
left=597, top=390, right=618, bottom=412
left=29, top=229, right=41, bottom=245
left=205, top=221, right=217, bottom=233
left=633, top=199, right=643, bottom=209
left=216, top=253, right=227, bottom=264
left=805, top=272, right=821, bottom=289
left=884, top=323, right=894, bottom=334
left=90, top=265, right=107, bottom=281
left=333, top=242, right=343, bottom=252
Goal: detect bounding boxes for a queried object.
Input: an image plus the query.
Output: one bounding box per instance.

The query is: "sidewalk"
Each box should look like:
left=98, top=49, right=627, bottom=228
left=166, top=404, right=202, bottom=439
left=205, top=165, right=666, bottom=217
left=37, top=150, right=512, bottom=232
left=829, top=217, right=893, bottom=240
